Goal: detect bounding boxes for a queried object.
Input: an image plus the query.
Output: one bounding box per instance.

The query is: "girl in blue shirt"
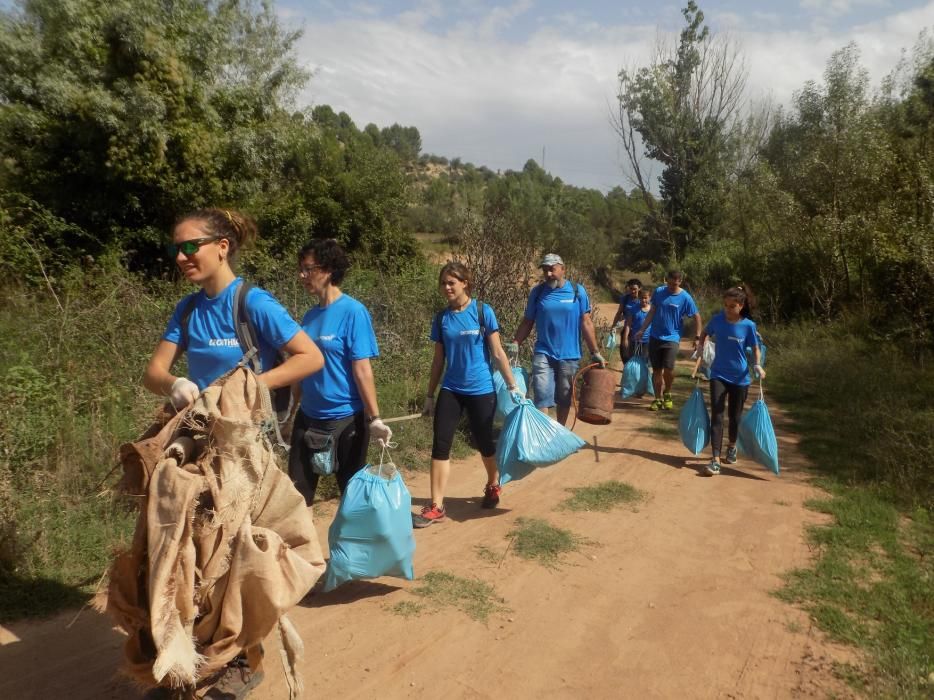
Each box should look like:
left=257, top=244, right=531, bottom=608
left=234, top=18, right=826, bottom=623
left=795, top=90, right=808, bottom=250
left=413, top=262, right=521, bottom=527
left=697, top=285, right=766, bottom=476
left=289, top=238, right=392, bottom=506
left=142, top=208, right=324, bottom=700
left=144, top=208, right=324, bottom=410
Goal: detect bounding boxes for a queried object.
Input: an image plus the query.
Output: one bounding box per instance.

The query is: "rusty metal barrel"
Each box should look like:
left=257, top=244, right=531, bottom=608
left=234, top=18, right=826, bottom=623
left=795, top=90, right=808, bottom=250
left=576, top=366, right=616, bottom=425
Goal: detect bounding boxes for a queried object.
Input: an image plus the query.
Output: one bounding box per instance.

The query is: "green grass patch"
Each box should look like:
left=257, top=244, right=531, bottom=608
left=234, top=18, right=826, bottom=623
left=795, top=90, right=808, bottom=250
left=387, top=600, right=425, bottom=618
left=508, top=517, right=590, bottom=568
left=410, top=570, right=508, bottom=623
left=766, top=324, right=934, bottom=697
left=558, top=480, right=645, bottom=512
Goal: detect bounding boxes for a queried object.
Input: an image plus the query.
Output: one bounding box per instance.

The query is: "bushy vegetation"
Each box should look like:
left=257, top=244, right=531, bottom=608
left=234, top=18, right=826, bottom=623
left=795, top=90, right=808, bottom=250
left=767, top=324, right=933, bottom=695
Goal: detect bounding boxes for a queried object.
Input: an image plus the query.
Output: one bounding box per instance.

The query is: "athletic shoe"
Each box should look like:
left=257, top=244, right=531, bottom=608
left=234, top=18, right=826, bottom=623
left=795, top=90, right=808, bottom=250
left=662, top=392, right=674, bottom=410
left=704, top=460, right=721, bottom=476
left=649, top=398, right=663, bottom=411
left=725, top=446, right=738, bottom=464
left=412, top=503, right=446, bottom=528
left=481, top=484, right=502, bottom=509
left=202, top=661, right=265, bottom=700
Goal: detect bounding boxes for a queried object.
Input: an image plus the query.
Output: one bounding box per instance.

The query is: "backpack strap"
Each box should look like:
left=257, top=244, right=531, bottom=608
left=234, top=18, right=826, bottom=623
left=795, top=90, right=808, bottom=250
left=178, top=293, right=199, bottom=351
left=232, top=281, right=263, bottom=374
left=532, top=280, right=579, bottom=307
left=434, top=300, right=487, bottom=356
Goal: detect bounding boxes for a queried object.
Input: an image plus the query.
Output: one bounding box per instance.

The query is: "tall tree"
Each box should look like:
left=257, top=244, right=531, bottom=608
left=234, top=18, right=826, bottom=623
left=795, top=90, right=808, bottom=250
left=614, top=1, right=747, bottom=262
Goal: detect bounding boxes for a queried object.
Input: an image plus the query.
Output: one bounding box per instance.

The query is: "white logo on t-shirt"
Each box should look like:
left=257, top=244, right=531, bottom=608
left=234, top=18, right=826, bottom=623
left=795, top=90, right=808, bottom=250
left=317, top=334, right=337, bottom=342
left=460, top=329, right=480, bottom=336
left=208, top=338, right=240, bottom=347
left=559, top=299, right=574, bottom=304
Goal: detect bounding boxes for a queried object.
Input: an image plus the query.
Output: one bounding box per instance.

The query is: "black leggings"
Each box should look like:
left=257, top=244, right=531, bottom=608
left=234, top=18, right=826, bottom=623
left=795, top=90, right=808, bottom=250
left=289, top=410, right=369, bottom=506
left=709, top=379, right=748, bottom=457
left=431, top=389, right=496, bottom=460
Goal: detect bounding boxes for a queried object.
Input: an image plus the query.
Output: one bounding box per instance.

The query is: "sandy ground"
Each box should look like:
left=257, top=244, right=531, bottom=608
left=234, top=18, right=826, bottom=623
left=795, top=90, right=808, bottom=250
left=0, top=304, right=858, bottom=699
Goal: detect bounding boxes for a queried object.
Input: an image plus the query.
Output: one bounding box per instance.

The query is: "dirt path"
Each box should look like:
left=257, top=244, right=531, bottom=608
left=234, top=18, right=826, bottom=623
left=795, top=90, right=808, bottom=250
left=0, top=304, right=856, bottom=699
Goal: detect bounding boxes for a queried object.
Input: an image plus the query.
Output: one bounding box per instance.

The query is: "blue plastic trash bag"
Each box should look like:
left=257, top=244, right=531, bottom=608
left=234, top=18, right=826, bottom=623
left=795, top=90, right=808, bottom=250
left=323, top=462, right=416, bottom=591
left=497, top=399, right=586, bottom=485
left=621, top=352, right=654, bottom=398
left=737, top=387, right=780, bottom=475
left=493, top=367, right=529, bottom=422
left=605, top=331, right=619, bottom=350
left=679, top=385, right=710, bottom=455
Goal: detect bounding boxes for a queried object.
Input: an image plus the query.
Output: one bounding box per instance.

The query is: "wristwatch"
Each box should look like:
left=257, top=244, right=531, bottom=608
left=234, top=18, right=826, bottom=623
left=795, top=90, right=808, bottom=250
left=366, top=415, right=380, bottom=423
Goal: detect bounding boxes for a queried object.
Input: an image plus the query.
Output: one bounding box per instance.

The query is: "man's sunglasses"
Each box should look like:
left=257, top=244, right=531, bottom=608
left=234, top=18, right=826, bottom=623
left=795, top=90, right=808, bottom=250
left=167, top=236, right=220, bottom=258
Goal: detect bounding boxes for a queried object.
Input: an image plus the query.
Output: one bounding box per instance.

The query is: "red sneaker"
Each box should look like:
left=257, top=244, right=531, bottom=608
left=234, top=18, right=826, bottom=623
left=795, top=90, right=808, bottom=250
left=412, top=503, right=446, bottom=528
left=481, top=483, right=502, bottom=509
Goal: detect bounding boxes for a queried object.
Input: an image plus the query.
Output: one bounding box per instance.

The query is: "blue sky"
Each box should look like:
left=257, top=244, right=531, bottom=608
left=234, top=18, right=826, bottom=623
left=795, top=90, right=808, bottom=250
left=277, top=1, right=934, bottom=190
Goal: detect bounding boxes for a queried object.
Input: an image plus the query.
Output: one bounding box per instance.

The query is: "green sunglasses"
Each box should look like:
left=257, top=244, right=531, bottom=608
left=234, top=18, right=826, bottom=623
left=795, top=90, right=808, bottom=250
left=167, top=236, right=220, bottom=258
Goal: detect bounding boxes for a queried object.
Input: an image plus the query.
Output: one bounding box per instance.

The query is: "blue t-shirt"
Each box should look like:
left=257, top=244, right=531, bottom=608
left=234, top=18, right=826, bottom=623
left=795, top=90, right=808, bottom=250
left=299, top=294, right=379, bottom=420
left=705, top=312, right=760, bottom=386
left=649, top=286, right=698, bottom=342
left=163, top=278, right=301, bottom=390
left=524, top=281, right=592, bottom=361
left=627, top=306, right=652, bottom=344
left=620, top=296, right=641, bottom=330
left=430, top=300, right=499, bottom=395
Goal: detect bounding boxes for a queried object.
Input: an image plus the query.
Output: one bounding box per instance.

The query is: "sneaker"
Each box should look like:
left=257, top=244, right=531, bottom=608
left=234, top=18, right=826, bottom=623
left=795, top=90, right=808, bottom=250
left=725, top=446, right=738, bottom=464
left=412, top=503, right=446, bottom=528
left=704, top=460, right=721, bottom=476
left=649, top=398, right=663, bottom=411
left=202, top=660, right=265, bottom=700
left=662, top=392, right=674, bottom=410
left=481, top=483, right=501, bottom=509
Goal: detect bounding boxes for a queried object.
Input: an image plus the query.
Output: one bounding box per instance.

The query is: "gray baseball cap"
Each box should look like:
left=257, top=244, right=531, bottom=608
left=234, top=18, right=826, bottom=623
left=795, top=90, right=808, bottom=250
left=539, top=253, right=564, bottom=267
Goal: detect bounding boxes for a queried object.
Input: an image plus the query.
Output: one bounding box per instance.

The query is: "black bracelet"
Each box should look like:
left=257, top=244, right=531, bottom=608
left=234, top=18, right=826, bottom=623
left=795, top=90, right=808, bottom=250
left=366, top=415, right=380, bottom=423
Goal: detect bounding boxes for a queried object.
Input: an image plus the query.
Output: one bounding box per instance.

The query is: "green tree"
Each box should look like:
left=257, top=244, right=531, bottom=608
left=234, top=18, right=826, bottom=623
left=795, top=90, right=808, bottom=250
left=614, top=1, right=747, bottom=262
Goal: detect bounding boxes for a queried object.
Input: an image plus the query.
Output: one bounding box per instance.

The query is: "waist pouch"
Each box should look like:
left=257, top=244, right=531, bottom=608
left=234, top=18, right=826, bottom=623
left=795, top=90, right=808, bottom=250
left=300, top=414, right=357, bottom=476
left=303, top=426, right=336, bottom=476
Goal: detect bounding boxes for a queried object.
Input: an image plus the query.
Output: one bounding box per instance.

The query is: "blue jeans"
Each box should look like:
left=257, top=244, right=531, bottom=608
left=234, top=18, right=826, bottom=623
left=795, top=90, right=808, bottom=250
left=531, top=353, right=580, bottom=409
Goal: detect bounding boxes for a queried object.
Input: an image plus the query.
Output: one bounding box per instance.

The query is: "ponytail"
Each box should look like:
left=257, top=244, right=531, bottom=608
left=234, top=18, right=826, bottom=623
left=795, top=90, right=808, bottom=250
left=724, top=283, right=757, bottom=319
left=177, top=208, right=258, bottom=259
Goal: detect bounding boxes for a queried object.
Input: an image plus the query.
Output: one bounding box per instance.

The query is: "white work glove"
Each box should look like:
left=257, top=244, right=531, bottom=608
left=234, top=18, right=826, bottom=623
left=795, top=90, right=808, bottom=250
left=170, top=377, right=200, bottom=409
left=369, top=418, right=393, bottom=446
left=592, top=352, right=607, bottom=369
left=509, top=388, right=525, bottom=404
left=422, top=396, right=435, bottom=417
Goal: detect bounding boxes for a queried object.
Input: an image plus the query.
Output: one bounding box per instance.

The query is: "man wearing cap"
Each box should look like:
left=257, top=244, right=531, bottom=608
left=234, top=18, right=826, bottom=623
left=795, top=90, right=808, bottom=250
left=507, top=254, right=605, bottom=426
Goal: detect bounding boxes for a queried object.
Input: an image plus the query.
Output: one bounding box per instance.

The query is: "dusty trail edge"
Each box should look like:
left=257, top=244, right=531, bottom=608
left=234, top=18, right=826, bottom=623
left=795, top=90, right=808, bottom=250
left=0, top=303, right=858, bottom=699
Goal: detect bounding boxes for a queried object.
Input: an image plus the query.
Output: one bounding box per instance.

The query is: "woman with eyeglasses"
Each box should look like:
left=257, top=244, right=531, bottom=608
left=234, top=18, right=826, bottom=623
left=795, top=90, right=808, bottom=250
left=144, top=208, right=324, bottom=410
left=288, top=238, right=392, bottom=507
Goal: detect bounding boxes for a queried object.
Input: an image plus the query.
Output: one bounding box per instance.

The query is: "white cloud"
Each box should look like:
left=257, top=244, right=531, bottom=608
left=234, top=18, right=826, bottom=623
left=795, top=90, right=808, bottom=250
left=294, top=2, right=934, bottom=191
left=800, top=0, right=890, bottom=16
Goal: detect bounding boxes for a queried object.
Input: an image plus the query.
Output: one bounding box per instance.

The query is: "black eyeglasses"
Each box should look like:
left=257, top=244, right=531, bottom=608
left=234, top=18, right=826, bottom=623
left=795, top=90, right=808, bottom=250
left=299, top=264, right=324, bottom=277
left=167, top=236, right=220, bottom=258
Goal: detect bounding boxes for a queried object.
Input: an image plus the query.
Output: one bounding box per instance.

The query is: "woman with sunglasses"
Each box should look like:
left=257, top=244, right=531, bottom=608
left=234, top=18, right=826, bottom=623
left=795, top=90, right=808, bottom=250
left=288, top=238, right=392, bottom=506
left=144, top=208, right=324, bottom=411
left=141, top=208, right=324, bottom=700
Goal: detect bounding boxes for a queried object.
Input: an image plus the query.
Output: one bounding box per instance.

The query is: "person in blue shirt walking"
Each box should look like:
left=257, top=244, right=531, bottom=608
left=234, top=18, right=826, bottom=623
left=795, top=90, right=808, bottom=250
left=698, top=285, right=766, bottom=476
left=288, top=238, right=393, bottom=506
left=612, top=278, right=643, bottom=362
left=633, top=270, right=702, bottom=411
left=508, top=253, right=605, bottom=426
left=622, top=288, right=653, bottom=364
left=414, top=262, right=522, bottom=528
left=142, top=208, right=324, bottom=700
left=145, top=208, right=324, bottom=409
